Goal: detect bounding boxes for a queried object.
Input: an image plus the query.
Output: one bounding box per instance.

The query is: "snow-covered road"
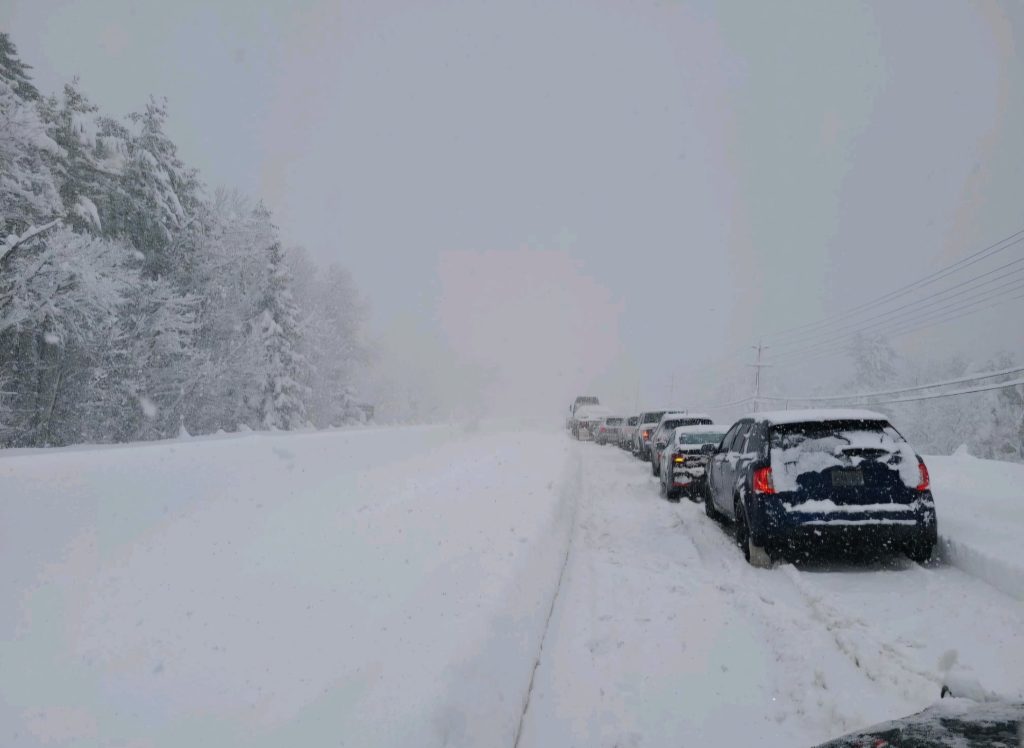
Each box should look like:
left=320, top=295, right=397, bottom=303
left=2, top=426, right=1022, bottom=747
left=518, top=441, right=1024, bottom=747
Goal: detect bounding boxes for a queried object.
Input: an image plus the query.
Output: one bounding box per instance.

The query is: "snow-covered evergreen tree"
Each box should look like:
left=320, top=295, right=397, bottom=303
left=0, top=37, right=63, bottom=236
left=0, top=33, right=40, bottom=101
left=257, top=240, right=310, bottom=430
left=0, top=31, right=370, bottom=447
left=100, top=98, right=201, bottom=277
left=0, top=227, right=135, bottom=445
left=288, top=249, right=368, bottom=427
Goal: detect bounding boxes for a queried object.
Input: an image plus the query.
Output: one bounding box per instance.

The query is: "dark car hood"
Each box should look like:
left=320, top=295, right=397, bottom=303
left=815, top=699, right=1023, bottom=747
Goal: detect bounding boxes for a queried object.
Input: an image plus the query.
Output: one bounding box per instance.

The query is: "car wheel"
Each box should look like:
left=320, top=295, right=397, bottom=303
left=906, top=540, right=934, bottom=564
left=704, top=482, right=721, bottom=521
left=666, top=483, right=679, bottom=502
left=735, top=501, right=772, bottom=568
left=651, top=458, right=659, bottom=477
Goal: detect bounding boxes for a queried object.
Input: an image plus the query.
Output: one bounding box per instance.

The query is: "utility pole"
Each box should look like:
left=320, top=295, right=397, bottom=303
left=748, top=342, right=770, bottom=412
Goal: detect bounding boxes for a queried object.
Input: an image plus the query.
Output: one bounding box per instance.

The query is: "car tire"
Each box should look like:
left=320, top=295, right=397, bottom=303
left=735, top=501, right=772, bottom=568
left=703, top=481, right=721, bottom=521
left=906, top=540, right=934, bottom=564
left=651, top=458, right=659, bottom=477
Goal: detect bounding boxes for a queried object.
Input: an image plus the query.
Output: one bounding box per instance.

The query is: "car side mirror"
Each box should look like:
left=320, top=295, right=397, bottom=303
left=701, top=443, right=716, bottom=455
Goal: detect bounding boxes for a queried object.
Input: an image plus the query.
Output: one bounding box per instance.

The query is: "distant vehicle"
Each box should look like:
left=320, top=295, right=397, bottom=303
left=573, top=405, right=612, bottom=440
left=648, top=413, right=714, bottom=476
left=632, top=410, right=668, bottom=459
left=619, top=416, right=639, bottom=449
left=658, top=425, right=727, bottom=501
left=704, top=409, right=937, bottom=567
left=595, top=416, right=624, bottom=445
left=815, top=697, right=1023, bottom=747
left=567, top=395, right=600, bottom=432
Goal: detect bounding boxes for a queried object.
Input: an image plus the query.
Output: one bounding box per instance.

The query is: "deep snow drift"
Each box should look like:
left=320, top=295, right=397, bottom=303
left=2, top=426, right=1022, bottom=747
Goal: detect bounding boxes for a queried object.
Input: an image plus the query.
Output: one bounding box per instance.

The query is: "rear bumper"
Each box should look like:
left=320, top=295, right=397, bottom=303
left=751, top=493, right=938, bottom=550
left=670, top=465, right=707, bottom=487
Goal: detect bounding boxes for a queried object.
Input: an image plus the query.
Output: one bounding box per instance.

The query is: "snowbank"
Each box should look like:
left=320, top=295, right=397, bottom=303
left=0, top=424, right=574, bottom=748
left=928, top=452, right=1024, bottom=601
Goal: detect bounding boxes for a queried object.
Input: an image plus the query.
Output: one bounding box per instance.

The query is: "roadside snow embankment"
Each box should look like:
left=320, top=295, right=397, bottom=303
left=929, top=452, right=1024, bottom=601
left=0, top=424, right=576, bottom=748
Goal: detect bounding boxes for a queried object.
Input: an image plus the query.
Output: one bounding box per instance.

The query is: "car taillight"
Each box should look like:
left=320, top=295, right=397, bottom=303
left=916, top=458, right=930, bottom=491
left=753, top=466, right=775, bottom=494
left=673, top=453, right=685, bottom=464
left=642, top=430, right=650, bottom=439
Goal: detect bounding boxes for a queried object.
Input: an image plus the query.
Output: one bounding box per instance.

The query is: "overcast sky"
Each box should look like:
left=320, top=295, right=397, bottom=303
left=5, top=0, right=1023, bottom=418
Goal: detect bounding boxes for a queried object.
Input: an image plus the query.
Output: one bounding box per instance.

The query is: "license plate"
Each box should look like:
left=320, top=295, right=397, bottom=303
left=832, top=469, right=864, bottom=487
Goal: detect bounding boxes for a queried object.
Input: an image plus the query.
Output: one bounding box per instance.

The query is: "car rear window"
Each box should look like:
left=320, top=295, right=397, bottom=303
left=769, top=420, right=900, bottom=449
left=641, top=411, right=666, bottom=424
left=627, top=417, right=638, bottom=426
left=606, top=418, right=623, bottom=425
left=768, top=419, right=919, bottom=490
left=679, top=431, right=726, bottom=445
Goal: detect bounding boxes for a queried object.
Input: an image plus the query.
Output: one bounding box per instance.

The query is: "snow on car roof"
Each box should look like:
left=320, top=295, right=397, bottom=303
left=674, top=424, right=724, bottom=433
left=659, top=412, right=712, bottom=422
left=747, top=409, right=890, bottom=425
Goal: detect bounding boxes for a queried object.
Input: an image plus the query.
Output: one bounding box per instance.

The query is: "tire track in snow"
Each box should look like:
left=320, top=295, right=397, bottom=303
left=670, top=500, right=929, bottom=737
left=511, top=445, right=583, bottom=748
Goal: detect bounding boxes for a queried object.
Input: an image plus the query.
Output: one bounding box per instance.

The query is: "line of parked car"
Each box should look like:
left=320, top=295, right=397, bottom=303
left=567, top=397, right=938, bottom=568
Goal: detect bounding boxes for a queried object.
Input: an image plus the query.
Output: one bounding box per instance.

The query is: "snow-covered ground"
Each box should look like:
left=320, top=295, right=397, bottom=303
left=1, top=425, right=574, bottom=747
left=2, top=426, right=1022, bottom=747
left=927, top=451, right=1024, bottom=602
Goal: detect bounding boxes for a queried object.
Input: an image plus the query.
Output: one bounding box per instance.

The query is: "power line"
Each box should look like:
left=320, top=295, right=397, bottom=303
left=765, top=284, right=1024, bottom=365
left=774, top=376, right=1024, bottom=406
left=766, top=258, right=1024, bottom=354
left=766, top=281, right=1024, bottom=364
left=763, top=364, right=1024, bottom=402
left=866, top=376, right=1024, bottom=404
left=767, top=286, right=1024, bottom=366
left=759, top=227, right=1024, bottom=344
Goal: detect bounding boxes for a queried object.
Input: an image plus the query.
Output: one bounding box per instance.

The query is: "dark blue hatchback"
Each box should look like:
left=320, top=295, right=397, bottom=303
left=704, top=410, right=937, bottom=566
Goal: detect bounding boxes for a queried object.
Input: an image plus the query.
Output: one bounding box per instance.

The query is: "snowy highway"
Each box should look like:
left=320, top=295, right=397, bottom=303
left=2, top=424, right=1023, bottom=747
left=519, top=440, right=1024, bottom=746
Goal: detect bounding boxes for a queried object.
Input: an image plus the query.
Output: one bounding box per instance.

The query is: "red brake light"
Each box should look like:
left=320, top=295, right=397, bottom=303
left=753, top=466, right=775, bottom=494
left=916, top=459, right=930, bottom=491
left=642, top=430, right=650, bottom=439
